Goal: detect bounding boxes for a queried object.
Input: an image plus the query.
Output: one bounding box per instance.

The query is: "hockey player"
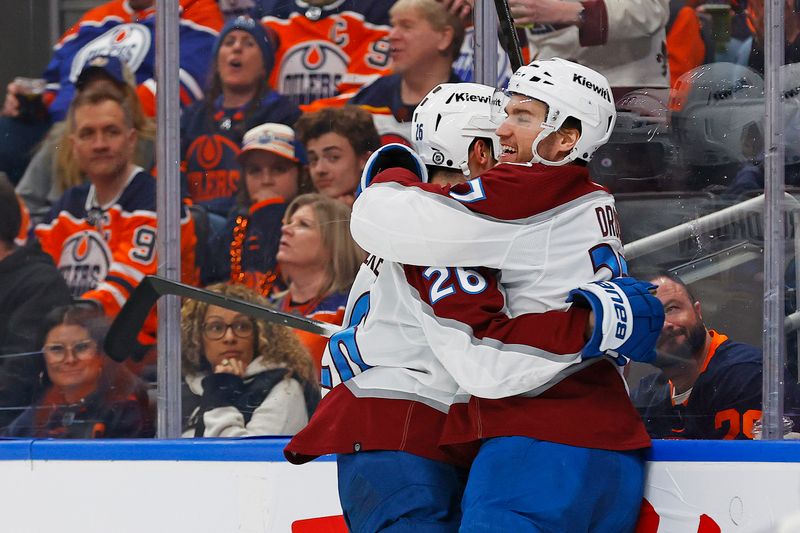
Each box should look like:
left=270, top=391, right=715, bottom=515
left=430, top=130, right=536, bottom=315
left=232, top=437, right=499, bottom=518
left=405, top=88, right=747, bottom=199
left=286, top=70, right=663, bottom=532
left=412, top=83, right=499, bottom=186
left=344, top=58, right=664, bottom=531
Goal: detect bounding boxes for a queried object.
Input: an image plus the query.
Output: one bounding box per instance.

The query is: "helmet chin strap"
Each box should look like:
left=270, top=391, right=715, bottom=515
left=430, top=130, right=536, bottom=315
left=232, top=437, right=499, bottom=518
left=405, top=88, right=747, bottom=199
left=529, top=128, right=577, bottom=166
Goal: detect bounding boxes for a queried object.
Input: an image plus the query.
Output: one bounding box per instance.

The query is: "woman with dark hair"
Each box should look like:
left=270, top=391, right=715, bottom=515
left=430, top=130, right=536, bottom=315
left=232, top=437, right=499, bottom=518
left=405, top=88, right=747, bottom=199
left=273, top=193, right=365, bottom=372
left=181, top=282, right=319, bottom=437
left=3, top=304, right=154, bottom=438
left=180, top=15, right=301, bottom=217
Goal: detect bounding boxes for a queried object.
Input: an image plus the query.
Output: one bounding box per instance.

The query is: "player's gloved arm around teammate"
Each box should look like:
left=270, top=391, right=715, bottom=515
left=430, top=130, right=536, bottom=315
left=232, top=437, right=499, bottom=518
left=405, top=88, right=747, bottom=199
left=567, top=277, right=665, bottom=365
left=352, top=144, right=520, bottom=268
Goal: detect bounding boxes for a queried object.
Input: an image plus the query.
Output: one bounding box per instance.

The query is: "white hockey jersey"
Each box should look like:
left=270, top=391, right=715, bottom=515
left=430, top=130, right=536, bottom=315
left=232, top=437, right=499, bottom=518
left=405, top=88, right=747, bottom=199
left=349, top=163, right=627, bottom=399
left=284, top=162, right=650, bottom=465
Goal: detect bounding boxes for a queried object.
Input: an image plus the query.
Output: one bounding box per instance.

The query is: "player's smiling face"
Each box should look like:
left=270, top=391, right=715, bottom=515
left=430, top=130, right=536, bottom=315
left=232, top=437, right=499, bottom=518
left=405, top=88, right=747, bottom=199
left=495, top=95, right=548, bottom=163
left=217, top=30, right=265, bottom=92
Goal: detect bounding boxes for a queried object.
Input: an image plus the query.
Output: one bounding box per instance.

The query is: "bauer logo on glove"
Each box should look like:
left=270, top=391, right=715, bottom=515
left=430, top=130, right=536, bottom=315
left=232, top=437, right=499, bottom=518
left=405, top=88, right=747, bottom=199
left=567, top=277, right=665, bottom=365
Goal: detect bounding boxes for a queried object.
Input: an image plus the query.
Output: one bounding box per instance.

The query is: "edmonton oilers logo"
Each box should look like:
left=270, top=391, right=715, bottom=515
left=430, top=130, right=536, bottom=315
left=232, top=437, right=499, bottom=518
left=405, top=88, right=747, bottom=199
left=278, top=42, right=348, bottom=104
left=69, top=23, right=151, bottom=83
left=186, top=135, right=241, bottom=171
left=59, top=231, right=112, bottom=296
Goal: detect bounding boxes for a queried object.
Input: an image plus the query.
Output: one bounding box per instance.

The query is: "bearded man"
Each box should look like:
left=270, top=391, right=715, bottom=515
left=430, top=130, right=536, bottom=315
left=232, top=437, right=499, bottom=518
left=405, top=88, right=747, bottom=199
left=631, top=272, right=764, bottom=440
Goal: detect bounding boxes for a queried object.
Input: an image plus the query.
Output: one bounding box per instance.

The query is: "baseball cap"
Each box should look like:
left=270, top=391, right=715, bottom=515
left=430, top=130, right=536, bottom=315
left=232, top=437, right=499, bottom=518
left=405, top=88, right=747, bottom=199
left=238, top=123, right=307, bottom=164
left=76, top=55, right=135, bottom=89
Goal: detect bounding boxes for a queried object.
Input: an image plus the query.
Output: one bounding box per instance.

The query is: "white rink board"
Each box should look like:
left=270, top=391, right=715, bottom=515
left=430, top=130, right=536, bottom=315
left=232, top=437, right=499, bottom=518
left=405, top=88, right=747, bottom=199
left=0, top=459, right=342, bottom=533
left=0, top=439, right=798, bottom=532
left=642, top=461, right=800, bottom=532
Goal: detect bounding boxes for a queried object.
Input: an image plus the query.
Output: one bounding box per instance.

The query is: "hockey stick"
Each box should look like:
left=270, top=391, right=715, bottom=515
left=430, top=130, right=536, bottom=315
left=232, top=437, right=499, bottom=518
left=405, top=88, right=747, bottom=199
left=493, top=0, right=524, bottom=72
left=104, top=275, right=340, bottom=363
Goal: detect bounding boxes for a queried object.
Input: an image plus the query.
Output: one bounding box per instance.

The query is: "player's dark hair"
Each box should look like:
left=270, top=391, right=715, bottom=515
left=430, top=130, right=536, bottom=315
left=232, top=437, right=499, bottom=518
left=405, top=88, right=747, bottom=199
left=294, top=107, right=381, bottom=156
left=468, top=137, right=495, bottom=160
left=0, top=172, right=21, bottom=246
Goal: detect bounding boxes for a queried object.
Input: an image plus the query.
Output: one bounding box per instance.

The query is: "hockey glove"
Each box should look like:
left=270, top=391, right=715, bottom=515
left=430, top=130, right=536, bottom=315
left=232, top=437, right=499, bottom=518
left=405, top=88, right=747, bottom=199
left=567, top=277, right=665, bottom=365
left=357, top=143, right=429, bottom=197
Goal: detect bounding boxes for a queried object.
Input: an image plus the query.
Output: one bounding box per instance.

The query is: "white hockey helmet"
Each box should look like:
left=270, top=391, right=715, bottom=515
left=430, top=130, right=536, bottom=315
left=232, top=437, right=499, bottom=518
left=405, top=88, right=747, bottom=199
left=504, top=57, right=617, bottom=165
left=412, top=82, right=502, bottom=177
left=669, top=62, right=764, bottom=166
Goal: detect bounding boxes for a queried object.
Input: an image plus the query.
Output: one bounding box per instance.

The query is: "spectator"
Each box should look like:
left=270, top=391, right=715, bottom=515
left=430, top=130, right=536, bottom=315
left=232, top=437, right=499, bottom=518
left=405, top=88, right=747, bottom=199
left=260, top=0, right=395, bottom=106
left=449, top=0, right=670, bottom=98
left=203, top=123, right=310, bottom=292
left=33, top=85, right=197, bottom=328
left=294, top=107, right=380, bottom=207
left=0, top=0, right=222, bottom=184
left=181, top=15, right=301, bottom=218
left=181, top=282, right=319, bottom=437
left=16, top=55, right=156, bottom=225
left=3, top=304, right=154, bottom=438
left=274, top=194, right=365, bottom=372
left=744, top=0, right=800, bottom=74
left=632, top=272, right=763, bottom=439
left=304, top=0, right=465, bottom=146
left=0, top=174, right=72, bottom=427
left=665, top=0, right=709, bottom=86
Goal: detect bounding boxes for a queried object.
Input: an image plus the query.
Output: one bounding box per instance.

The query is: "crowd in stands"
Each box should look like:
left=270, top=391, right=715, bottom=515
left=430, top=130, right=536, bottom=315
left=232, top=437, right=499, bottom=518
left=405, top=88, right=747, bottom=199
left=0, top=0, right=797, bottom=441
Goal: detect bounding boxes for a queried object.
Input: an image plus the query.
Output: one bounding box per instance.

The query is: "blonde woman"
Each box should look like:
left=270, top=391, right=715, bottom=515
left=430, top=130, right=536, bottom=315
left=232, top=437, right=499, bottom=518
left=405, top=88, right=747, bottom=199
left=181, top=282, right=319, bottom=437
left=273, top=193, right=365, bottom=372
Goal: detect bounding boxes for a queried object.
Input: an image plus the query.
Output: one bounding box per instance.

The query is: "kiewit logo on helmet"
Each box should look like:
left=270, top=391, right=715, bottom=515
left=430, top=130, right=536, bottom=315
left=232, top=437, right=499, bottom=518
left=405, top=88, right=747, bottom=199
left=445, top=92, right=492, bottom=104
left=711, top=77, right=750, bottom=102
left=572, top=73, right=612, bottom=103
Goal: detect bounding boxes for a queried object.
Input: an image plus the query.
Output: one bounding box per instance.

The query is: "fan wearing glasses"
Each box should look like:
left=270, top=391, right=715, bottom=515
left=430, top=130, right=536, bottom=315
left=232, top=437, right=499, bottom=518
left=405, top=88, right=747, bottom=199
left=3, top=304, right=153, bottom=439
left=180, top=282, right=319, bottom=437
